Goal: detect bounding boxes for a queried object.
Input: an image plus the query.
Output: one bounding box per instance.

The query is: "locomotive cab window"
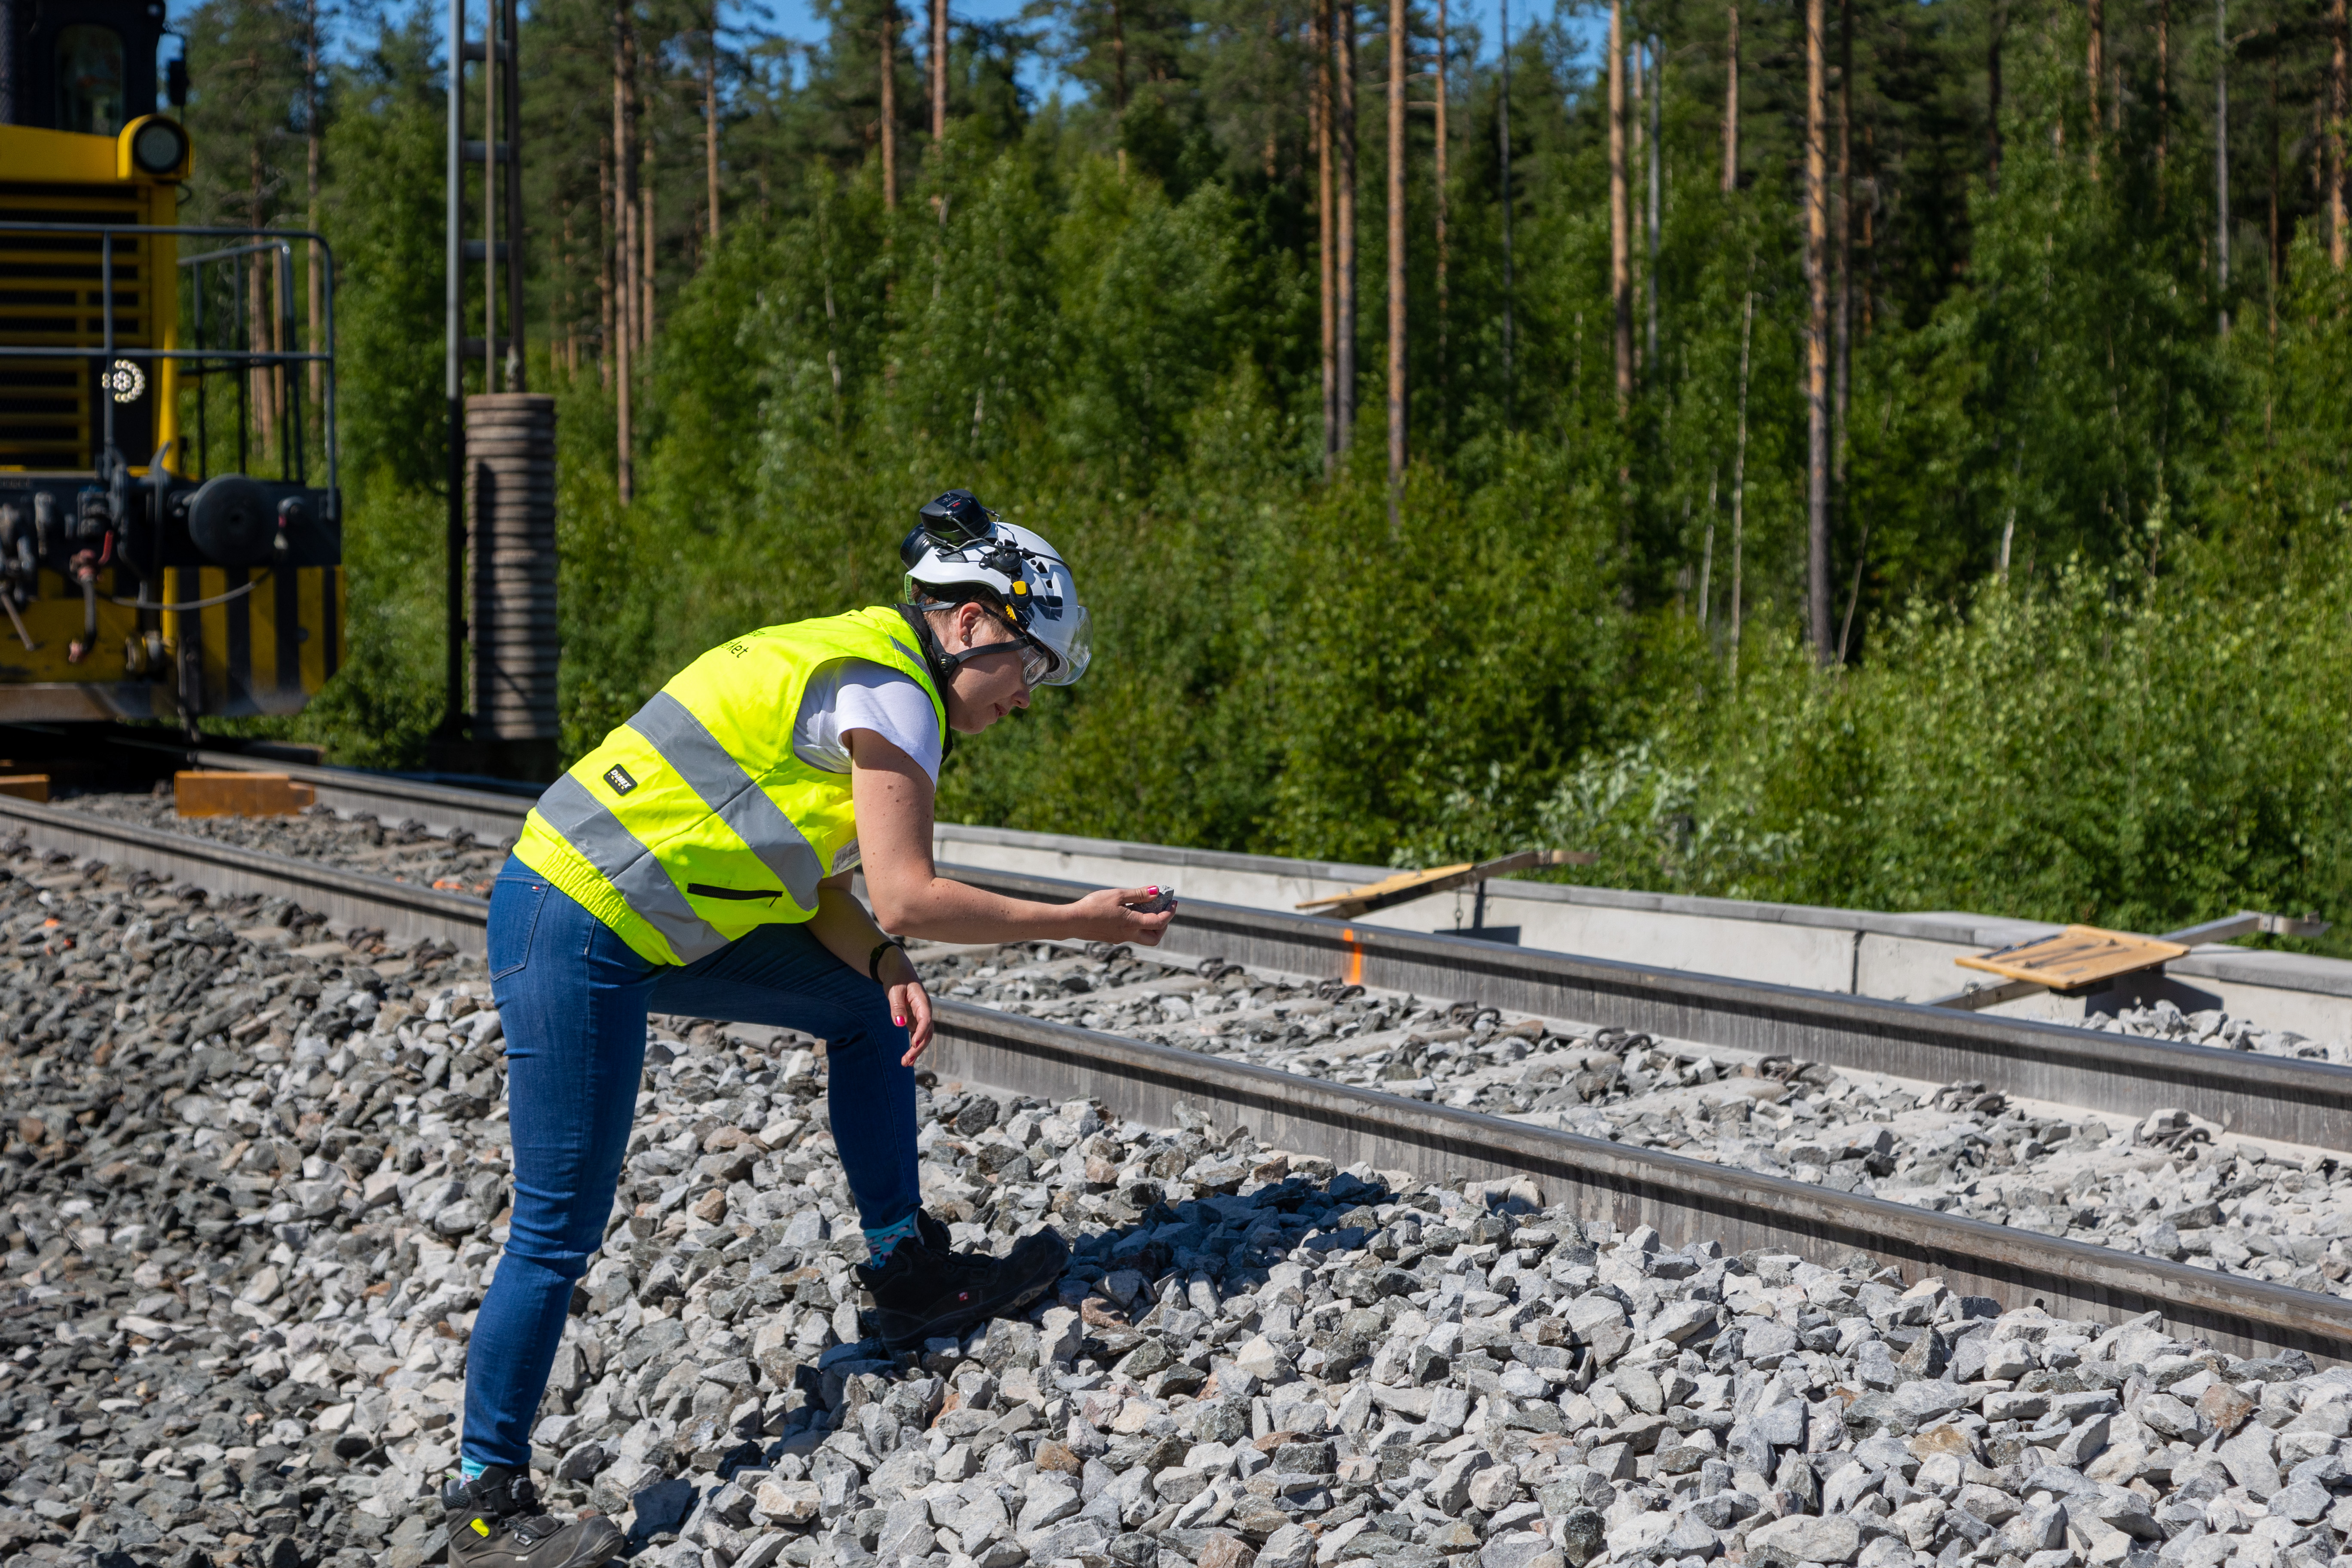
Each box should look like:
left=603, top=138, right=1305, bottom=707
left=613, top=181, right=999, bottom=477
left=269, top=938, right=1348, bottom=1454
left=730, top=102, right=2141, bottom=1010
left=55, top=24, right=128, bottom=135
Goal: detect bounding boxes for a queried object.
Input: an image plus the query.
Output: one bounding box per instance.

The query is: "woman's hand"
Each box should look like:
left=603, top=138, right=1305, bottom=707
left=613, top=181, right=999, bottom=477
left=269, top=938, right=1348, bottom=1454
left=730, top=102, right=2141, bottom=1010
left=882, top=948, right=937, bottom=1065
left=1064, top=886, right=1178, bottom=947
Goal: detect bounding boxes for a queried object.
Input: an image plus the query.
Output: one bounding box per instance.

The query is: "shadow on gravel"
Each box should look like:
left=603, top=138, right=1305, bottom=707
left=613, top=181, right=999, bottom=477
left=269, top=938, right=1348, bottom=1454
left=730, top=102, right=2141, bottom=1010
left=603, top=1156, right=1548, bottom=1565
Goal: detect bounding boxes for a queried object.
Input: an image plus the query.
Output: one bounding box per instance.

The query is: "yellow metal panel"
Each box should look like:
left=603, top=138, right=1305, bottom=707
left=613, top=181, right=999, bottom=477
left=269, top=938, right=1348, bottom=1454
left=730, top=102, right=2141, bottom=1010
left=0, top=164, right=153, bottom=471
left=299, top=567, right=335, bottom=692
left=147, top=170, right=178, bottom=475
left=196, top=567, right=228, bottom=702
left=248, top=566, right=277, bottom=695
left=0, top=570, right=141, bottom=682
left=325, top=566, right=345, bottom=687
left=0, top=125, right=120, bottom=183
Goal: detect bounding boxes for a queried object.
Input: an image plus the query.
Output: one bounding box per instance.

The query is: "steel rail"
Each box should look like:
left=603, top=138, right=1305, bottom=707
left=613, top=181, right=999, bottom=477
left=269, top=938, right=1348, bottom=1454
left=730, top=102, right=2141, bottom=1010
left=922, top=1004, right=2352, bottom=1367
left=70, top=736, right=543, bottom=844
left=943, top=866, right=2352, bottom=1154
left=0, top=795, right=487, bottom=948
left=28, top=751, right=2352, bottom=1153
left=6, top=790, right=2351, bottom=1363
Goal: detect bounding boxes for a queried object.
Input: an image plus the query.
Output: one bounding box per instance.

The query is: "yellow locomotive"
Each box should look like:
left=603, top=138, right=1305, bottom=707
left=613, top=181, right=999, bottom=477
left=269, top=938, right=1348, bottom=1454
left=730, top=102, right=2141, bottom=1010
left=0, top=0, right=343, bottom=729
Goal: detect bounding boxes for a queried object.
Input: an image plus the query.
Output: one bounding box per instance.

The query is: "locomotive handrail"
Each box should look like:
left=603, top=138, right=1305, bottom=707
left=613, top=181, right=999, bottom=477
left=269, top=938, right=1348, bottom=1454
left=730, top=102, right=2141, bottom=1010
left=0, top=220, right=338, bottom=506
left=0, top=347, right=328, bottom=360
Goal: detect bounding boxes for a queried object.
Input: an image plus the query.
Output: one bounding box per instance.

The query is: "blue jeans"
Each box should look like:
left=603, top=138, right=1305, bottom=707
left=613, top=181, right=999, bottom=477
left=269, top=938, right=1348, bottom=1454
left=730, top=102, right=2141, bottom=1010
left=461, top=855, right=921, bottom=1471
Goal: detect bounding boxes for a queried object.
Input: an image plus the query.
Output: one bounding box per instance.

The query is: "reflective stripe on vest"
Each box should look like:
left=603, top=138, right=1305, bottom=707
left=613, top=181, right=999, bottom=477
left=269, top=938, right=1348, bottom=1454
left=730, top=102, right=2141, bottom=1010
left=535, top=772, right=733, bottom=963
left=629, top=691, right=825, bottom=908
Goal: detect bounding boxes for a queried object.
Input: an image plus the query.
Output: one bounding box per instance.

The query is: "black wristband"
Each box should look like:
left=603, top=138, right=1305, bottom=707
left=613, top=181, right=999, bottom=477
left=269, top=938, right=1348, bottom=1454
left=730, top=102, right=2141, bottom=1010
left=869, top=938, right=909, bottom=982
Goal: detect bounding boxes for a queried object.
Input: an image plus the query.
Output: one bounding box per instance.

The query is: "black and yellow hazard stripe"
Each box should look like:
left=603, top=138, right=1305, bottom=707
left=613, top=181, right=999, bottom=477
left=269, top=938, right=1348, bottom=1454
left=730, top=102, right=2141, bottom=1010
left=166, top=564, right=344, bottom=717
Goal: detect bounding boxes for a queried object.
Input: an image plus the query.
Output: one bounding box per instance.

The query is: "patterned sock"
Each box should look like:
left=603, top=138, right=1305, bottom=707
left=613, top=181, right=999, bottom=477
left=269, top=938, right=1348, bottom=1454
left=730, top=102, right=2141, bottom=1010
left=864, top=1213, right=921, bottom=1264
left=461, top=1459, right=487, bottom=1483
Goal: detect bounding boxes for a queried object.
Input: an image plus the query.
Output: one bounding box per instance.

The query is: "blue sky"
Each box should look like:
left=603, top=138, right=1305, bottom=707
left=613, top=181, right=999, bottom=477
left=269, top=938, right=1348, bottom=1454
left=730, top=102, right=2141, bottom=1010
left=209, top=0, right=1608, bottom=107
left=724, top=0, right=1601, bottom=102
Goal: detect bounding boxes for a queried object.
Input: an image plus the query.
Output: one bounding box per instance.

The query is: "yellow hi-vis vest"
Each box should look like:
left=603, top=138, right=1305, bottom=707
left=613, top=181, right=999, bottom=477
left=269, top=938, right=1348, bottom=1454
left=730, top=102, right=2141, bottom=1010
left=512, top=606, right=946, bottom=966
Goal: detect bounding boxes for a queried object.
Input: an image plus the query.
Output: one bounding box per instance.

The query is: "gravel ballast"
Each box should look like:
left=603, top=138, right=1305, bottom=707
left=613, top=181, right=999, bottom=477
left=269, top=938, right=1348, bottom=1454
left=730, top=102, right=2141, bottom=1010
left=12, top=833, right=2352, bottom=1568
left=53, top=796, right=513, bottom=899
left=51, top=795, right=2352, bottom=1067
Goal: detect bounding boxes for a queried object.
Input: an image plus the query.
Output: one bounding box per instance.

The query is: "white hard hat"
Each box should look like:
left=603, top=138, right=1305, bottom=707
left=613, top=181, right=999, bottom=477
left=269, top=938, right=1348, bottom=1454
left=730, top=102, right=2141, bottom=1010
left=900, top=490, right=1091, bottom=687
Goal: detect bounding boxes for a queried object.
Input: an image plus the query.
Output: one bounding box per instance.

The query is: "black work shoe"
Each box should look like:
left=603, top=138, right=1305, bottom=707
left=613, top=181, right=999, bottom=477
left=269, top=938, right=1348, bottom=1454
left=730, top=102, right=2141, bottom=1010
left=442, top=1465, right=625, bottom=1568
left=856, top=1212, right=1071, bottom=1353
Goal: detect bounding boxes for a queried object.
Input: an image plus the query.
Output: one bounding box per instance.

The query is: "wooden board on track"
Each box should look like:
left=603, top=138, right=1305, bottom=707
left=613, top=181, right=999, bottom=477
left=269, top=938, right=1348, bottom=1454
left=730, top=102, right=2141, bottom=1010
left=1956, top=924, right=2189, bottom=992
left=174, top=770, right=317, bottom=818
left=1297, top=848, right=1596, bottom=919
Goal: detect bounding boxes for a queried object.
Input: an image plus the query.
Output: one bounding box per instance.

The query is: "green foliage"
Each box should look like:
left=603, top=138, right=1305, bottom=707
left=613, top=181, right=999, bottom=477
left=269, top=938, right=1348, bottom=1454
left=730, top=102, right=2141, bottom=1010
left=1525, top=542, right=2352, bottom=948
left=169, top=0, right=2352, bottom=945
left=330, top=6, right=454, bottom=504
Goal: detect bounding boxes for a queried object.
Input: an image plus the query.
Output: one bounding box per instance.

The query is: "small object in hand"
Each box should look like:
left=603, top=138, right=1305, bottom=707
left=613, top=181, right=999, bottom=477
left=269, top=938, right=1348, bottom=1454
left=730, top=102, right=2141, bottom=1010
left=1130, top=885, right=1178, bottom=914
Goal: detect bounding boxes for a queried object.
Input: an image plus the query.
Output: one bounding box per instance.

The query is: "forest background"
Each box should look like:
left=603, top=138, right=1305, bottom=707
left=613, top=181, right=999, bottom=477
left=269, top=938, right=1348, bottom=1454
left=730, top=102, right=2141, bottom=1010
left=180, top=0, right=2352, bottom=948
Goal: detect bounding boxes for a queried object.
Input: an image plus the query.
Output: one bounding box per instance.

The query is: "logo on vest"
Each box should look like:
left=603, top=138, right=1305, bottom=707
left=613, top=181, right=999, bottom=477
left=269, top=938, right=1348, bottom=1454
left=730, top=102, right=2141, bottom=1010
left=603, top=764, right=638, bottom=796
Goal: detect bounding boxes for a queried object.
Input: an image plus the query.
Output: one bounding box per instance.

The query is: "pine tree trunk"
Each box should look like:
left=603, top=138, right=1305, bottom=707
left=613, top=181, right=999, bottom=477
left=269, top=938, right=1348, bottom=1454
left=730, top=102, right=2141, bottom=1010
left=1722, top=4, right=1738, bottom=191
left=564, top=205, right=580, bottom=375
left=2217, top=0, right=2230, bottom=333
left=1608, top=0, right=1629, bottom=414
left=1987, top=2, right=2003, bottom=189
left=1111, top=0, right=1129, bottom=110
left=1834, top=0, right=1850, bottom=499
left=1646, top=33, right=1660, bottom=369
left=1110, top=0, right=1128, bottom=177
left=1264, top=9, right=1280, bottom=178
left=1387, top=0, right=1406, bottom=527
left=1805, top=0, right=1833, bottom=663
left=305, top=0, right=323, bottom=407
left=1629, top=32, right=1642, bottom=381
left=600, top=132, right=615, bottom=391
left=1434, top=0, right=1448, bottom=432
left=2158, top=0, right=2169, bottom=182
left=931, top=0, right=947, bottom=142
left=642, top=138, right=657, bottom=348
left=249, top=150, right=276, bottom=456
left=1498, top=0, right=1512, bottom=413
left=1337, top=0, right=1357, bottom=453
left=1317, top=0, right=1338, bottom=471
left=2331, top=0, right=2346, bottom=266
left=614, top=9, right=634, bottom=502
left=600, top=131, right=616, bottom=392
left=2088, top=0, right=2104, bottom=169
left=880, top=0, right=898, bottom=207
left=2268, top=46, right=2279, bottom=332
left=706, top=6, right=722, bottom=247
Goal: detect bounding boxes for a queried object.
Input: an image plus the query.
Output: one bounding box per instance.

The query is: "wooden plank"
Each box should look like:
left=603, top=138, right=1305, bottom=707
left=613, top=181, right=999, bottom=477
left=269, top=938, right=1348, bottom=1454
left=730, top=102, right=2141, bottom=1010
left=1955, top=923, right=2189, bottom=992
left=1297, top=860, right=1479, bottom=912
left=174, top=771, right=317, bottom=819
left=1296, top=848, right=1596, bottom=919
left=0, top=776, right=49, bottom=803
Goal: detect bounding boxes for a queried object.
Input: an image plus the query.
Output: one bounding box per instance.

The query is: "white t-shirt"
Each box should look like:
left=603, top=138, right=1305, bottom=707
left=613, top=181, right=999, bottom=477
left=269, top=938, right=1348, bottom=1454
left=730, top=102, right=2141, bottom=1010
left=792, top=660, right=942, bottom=875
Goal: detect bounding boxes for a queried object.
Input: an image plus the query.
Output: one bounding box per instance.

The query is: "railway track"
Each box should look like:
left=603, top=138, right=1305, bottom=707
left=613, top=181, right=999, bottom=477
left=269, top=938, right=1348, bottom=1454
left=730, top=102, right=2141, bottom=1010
left=40, top=752, right=2352, bottom=1153
left=9, top=790, right=2352, bottom=1366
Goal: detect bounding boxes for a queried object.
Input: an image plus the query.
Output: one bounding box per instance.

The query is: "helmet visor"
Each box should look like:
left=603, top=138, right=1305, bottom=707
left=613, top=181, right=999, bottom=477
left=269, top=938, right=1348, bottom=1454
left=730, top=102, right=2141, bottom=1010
left=1033, top=604, right=1090, bottom=686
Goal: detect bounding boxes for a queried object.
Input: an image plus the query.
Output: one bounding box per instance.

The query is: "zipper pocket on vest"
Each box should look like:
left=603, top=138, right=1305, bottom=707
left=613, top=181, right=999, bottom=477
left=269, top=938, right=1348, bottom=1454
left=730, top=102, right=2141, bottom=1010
left=686, top=883, right=782, bottom=903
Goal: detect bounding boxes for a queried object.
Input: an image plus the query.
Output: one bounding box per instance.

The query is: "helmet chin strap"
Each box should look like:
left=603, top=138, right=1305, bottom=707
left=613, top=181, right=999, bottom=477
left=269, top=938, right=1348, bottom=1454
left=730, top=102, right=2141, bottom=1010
left=898, top=604, right=1032, bottom=757
left=895, top=605, right=962, bottom=761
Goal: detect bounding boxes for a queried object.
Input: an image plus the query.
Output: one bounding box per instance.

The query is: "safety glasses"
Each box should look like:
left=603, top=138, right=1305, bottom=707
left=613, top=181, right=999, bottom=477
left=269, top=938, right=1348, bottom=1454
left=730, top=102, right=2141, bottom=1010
left=948, top=633, right=1056, bottom=689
